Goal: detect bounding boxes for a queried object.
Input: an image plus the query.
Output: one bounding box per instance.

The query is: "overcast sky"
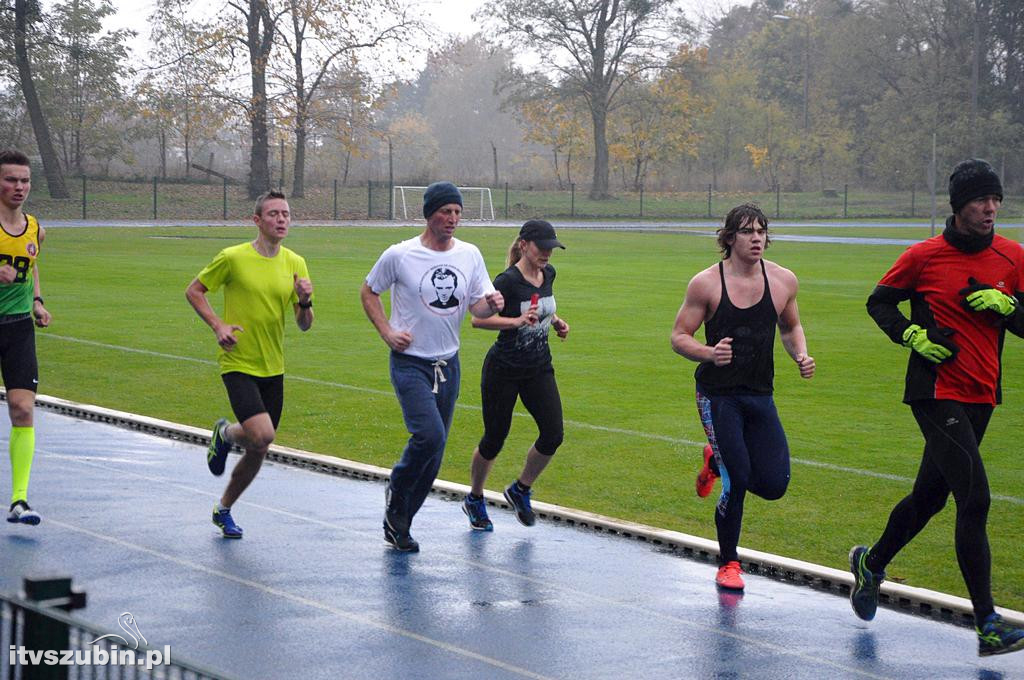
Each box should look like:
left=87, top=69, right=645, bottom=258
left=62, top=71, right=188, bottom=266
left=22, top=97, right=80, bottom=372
left=102, top=0, right=747, bottom=76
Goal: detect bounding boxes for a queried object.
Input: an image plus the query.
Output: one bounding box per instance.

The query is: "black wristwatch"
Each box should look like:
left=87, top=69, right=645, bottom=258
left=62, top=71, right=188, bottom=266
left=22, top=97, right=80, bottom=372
left=298, top=299, right=313, bottom=309
left=33, top=296, right=44, bottom=306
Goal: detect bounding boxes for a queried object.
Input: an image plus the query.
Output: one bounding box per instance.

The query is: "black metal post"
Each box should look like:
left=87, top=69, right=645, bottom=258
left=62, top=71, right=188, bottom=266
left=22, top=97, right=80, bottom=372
left=21, top=576, right=87, bottom=680
left=570, top=183, right=575, bottom=218
left=81, top=176, right=86, bottom=220
left=640, top=185, right=644, bottom=218
left=843, top=183, right=848, bottom=218
left=152, top=176, right=158, bottom=219
left=504, top=182, right=509, bottom=219
left=387, top=137, right=394, bottom=219
left=222, top=178, right=228, bottom=220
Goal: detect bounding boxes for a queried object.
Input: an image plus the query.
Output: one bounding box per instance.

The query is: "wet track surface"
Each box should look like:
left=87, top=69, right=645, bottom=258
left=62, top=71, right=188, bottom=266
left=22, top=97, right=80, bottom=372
left=3, top=409, right=1023, bottom=679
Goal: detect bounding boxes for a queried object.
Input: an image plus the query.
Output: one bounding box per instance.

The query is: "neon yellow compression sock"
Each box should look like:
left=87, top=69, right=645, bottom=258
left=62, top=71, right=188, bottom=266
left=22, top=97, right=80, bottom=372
left=9, top=426, right=35, bottom=504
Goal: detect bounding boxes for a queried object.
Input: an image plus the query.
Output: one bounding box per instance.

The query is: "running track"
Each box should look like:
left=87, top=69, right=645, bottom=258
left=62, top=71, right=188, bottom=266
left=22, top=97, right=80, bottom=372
left=3, top=407, right=1022, bottom=679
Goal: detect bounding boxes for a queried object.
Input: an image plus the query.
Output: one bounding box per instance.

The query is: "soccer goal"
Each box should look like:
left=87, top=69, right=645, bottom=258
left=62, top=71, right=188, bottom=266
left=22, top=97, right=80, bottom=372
left=391, top=185, right=495, bottom=221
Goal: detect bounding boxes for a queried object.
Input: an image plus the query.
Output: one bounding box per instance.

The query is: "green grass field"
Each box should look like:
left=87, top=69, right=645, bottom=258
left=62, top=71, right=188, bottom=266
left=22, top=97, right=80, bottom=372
left=30, top=224, right=1024, bottom=611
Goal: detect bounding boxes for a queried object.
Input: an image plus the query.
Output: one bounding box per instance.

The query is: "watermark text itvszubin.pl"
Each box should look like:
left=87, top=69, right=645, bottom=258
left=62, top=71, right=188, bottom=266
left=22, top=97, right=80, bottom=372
left=9, top=645, right=172, bottom=670
left=9, top=612, right=170, bottom=670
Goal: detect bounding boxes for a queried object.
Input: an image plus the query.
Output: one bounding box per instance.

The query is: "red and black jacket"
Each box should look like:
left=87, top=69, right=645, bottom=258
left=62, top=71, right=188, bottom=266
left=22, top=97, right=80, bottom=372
left=866, top=217, right=1024, bottom=405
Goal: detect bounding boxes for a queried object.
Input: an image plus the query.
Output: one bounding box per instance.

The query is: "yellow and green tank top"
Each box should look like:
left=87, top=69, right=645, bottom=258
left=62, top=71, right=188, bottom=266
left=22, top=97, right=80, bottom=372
left=0, top=214, right=40, bottom=316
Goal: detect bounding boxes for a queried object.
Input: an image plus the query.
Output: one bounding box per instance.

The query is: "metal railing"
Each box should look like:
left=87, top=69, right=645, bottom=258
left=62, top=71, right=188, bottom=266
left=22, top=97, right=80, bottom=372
left=2, top=577, right=231, bottom=680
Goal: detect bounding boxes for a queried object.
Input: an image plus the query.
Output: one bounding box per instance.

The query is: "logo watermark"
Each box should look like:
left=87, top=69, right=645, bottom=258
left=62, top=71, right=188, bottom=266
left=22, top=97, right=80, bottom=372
left=9, top=612, right=171, bottom=671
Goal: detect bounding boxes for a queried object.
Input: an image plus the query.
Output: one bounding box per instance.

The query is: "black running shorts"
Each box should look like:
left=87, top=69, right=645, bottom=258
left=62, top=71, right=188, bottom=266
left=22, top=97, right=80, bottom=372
left=221, top=372, right=284, bottom=430
left=0, top=316, right=38, bottom=392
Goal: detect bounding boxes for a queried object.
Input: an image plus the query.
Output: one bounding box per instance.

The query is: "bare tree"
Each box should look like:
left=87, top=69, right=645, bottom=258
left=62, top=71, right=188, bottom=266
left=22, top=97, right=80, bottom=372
left=480, top=0, right=681, bottom=199
left=274, top=0, right=415, bottom=197
left=227, top=0, right=276, bottom=199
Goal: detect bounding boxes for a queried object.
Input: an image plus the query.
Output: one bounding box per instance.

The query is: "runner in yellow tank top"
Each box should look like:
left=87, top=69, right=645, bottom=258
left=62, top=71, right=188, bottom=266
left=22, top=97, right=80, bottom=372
left=0, top=149, right=53, bottom=526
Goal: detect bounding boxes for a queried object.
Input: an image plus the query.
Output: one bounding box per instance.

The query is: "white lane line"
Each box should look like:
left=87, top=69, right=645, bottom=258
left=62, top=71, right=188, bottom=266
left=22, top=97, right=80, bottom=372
left=38, top=333, right=1024, bottom=506
left=48, top=451, right=894, bottom=679
left=40, top=521, right=554, bottom=679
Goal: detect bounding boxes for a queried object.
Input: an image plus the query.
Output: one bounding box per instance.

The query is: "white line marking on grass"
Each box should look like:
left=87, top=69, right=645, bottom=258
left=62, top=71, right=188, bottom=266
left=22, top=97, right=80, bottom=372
left=48, top=452, right=895, bottom=680
left=40, top=333, right=1024, bottom=506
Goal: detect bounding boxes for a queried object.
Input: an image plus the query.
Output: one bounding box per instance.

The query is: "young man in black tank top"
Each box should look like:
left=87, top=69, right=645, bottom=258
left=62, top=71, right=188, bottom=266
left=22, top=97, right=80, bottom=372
left=671, top=203, right=815, bottom=591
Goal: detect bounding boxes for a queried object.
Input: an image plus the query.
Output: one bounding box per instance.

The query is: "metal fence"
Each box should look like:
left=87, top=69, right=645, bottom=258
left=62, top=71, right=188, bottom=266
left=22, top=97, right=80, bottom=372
left=2, top=577, right=230, bottom=680
left=22, top=175, right=1024, bottom=223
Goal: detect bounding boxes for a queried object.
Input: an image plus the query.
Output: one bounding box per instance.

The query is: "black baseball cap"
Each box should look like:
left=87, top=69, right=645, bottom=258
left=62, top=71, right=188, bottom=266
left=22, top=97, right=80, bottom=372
left=519, top=219, right=565, bottom=250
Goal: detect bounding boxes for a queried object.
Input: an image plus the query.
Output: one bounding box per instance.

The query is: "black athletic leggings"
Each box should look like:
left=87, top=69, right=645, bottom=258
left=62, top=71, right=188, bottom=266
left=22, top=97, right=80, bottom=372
left=867, top=399, right=994, bottom=624
left=477, top=350, right=563, bottom=461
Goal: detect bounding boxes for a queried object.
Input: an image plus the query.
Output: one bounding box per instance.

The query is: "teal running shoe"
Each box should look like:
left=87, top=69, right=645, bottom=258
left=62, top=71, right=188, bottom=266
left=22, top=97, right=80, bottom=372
left=462, top=494, right=493, bottom=531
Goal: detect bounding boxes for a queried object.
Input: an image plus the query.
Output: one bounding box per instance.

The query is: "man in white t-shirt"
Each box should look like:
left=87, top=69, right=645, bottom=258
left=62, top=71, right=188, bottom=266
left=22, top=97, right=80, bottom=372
left=361, top=181, right=504, bottom=552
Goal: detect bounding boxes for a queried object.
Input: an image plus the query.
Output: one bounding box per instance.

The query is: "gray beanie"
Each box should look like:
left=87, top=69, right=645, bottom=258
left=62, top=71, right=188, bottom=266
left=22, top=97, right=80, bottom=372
left=949, top=159, right=1003, bottom=212
left=423, top=181, right=463, bottom=218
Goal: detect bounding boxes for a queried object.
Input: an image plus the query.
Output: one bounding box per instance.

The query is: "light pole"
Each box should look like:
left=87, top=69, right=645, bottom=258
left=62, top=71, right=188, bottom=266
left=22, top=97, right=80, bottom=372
left=772, top=13, right=810, bottom=190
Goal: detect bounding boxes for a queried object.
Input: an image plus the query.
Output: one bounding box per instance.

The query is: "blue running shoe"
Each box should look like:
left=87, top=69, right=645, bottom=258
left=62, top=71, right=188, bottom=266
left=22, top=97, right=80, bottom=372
left=207, top=418, right=231, bottom=476
left=978, top=613, right=1024, bottom=657
left=849, top=545, right=884, bottom=621
left=212, top=506, right=243, bottom=539
left=383, top=519, right=419, bottom=552
left=7, top=500, right=40, bottom=525
left=504, top=482, right=535, bottom=527
left=462, top=495, right=493, bottom=531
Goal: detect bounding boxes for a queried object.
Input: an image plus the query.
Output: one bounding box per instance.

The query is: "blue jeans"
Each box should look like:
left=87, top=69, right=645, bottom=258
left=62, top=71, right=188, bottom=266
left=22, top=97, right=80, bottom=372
left=388, top=351, right=461, bottom=524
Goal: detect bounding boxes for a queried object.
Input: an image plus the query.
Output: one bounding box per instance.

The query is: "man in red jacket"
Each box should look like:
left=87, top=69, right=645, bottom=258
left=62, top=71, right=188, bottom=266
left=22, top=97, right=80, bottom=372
left=849, top=159, right=1024, bottom=657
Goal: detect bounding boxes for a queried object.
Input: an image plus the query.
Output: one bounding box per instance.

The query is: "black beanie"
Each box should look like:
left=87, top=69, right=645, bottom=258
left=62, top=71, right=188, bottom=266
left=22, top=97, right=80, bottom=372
left=422, top=181, right=463, bottom=218
left=948, top=159, right=1003, bottom=212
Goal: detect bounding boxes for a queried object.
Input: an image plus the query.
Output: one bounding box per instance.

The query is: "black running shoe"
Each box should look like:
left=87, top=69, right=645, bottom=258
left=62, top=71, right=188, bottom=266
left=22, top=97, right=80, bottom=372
left=849, top=545, right=884, bottom=621
left=207, top=418, right=231, bottom=476
left=504, top=482, right=535, bottom=526
left=383, top=518, right=419, bottom=552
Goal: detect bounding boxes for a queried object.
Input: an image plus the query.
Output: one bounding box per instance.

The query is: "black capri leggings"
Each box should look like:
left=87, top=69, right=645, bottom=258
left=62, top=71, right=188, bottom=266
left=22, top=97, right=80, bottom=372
left=477, top=351, right=564, bottom=460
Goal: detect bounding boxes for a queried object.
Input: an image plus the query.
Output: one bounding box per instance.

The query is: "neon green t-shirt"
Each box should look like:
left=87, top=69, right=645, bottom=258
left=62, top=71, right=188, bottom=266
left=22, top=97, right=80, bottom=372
left=197, top=242, right=310, bottom=376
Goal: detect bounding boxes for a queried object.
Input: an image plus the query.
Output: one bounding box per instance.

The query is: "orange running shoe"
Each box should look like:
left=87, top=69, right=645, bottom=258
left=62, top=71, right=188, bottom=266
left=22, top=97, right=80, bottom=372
left=695, top=443, right=719, bottom=498
left=716, top=561, right=745, bottom=590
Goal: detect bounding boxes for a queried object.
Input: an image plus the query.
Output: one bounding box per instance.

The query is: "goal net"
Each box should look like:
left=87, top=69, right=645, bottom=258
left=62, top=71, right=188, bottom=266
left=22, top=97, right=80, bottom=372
left=391, top=186, right=495, bottom=221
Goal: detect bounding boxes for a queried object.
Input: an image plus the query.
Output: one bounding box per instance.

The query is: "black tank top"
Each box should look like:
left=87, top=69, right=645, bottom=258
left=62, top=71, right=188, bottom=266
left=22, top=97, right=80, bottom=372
left=694, top=260, right=777, bottom=396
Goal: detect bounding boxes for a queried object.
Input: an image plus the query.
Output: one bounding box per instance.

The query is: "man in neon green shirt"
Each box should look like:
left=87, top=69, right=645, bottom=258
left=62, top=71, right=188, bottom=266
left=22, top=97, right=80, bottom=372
left=186, top=190, right=314, bottom=538
left=0, top=149, right=52, bottom=526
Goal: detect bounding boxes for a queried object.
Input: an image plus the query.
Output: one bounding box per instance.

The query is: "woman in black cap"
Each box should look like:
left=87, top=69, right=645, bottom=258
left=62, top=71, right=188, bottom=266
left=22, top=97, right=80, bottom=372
left=461, top=219, right=570, bottom=531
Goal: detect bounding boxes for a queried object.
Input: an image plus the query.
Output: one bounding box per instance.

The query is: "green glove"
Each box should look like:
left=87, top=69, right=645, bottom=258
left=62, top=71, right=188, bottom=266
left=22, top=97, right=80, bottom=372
left=958, top=278, right=1018, bottom=316
left=902, top=324, right=959, bottom=363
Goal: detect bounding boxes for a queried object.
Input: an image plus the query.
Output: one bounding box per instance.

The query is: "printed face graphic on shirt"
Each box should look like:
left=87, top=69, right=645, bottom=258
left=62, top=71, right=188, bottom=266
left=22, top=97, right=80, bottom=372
left=421, top=266, right=464, bottom=313
left=515, top=294, right=554, bottom=350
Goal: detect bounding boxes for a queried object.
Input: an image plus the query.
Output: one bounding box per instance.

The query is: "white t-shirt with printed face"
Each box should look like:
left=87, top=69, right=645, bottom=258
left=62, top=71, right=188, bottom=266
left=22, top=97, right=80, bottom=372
left=366, top=236, right=496, bottom=359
